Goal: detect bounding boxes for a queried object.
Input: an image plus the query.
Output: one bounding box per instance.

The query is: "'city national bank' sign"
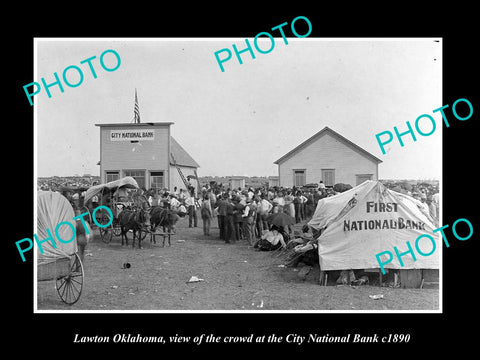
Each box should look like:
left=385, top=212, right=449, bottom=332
left=110, top=129, right=155, bottom=141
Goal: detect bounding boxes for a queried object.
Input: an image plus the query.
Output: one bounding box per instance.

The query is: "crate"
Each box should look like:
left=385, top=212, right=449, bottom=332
left=399, top=269, right=423, bottom=288
left=398, top=269, right=438, bottom=288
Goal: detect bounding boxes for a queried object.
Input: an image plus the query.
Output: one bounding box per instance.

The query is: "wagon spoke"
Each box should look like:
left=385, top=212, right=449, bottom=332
left=68, top=279, right=80, bottom=296
left=64, top=281, right=72, bottom=303
left=67, top=283, right=76, bottom=304
left=58, top=279, right=68, bottom=300
left=70, top=276, right=83, bottom=287
left=56, top=277, right=67, bottom=292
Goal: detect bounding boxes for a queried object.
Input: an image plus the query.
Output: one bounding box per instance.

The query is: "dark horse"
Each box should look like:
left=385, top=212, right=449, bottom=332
left=117, top=208, right=151, bottom=248
left=150, top=206, right=180, bottom=237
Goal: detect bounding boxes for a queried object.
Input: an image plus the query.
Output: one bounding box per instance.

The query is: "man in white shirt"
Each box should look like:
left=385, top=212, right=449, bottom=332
left=242, top=200, right=256, bottom=245
left=169, top=194, right=181, bottom=210
left=254, top=228, right=286, bottom=251
left=256, top=195, right=273, bottom=238
left=247, top=188, right=255, bottom=201
left=178, top=189, right=187, bottom=201
left=185, top=191, right=197, bottom=227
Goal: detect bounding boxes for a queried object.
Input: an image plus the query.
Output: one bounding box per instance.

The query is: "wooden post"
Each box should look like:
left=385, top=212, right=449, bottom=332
left=319, top=270, right=324, bottom=286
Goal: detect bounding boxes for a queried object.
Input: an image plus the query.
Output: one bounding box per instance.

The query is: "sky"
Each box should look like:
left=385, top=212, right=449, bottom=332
left=35, top=38, right=442, bottom=180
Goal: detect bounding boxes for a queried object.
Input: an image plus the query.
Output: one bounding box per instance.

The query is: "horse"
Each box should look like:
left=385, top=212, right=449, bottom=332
left=117, top=208, right=151, bottom=248
left=149, top=206, right=180, bottom=241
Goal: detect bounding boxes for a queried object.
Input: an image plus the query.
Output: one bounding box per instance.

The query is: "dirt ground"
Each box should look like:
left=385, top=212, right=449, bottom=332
left=37, top=216, right=439, bottom=311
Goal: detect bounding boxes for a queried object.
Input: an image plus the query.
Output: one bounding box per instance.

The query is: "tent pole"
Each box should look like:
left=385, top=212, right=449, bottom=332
left=319, top=270, right=327, bottom=286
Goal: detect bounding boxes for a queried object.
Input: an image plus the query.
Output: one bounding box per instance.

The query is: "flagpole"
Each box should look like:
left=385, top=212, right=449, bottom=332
left=134, top=88, right=141, bottom=123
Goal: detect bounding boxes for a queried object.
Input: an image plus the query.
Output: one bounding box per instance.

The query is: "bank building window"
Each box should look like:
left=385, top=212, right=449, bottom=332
left=124, top=170, right=146, bottom=189
left=106, top=171, right=120, bottom=183
left=150, top=171, right=165, bottom=192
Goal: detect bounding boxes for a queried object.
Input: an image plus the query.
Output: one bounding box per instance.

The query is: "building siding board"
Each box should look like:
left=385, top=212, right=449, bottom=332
left=99, top=125, right=170, bottom=184
left=278, top=132, right=378, bottom=187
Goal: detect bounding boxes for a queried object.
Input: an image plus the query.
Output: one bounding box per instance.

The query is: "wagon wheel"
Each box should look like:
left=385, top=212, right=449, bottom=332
left=99, top=223, right=113, bottom=243
left=56, top=253, right=84, bottom=305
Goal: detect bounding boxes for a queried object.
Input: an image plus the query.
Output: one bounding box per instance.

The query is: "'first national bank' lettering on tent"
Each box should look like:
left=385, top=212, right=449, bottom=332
left=110, top=129, right=155, bottom=141
left=343, top=201, right=427, bottom=232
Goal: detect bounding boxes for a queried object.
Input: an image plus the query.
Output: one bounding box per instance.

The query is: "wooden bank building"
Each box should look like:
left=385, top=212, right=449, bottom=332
left=95, top=121, right=199, bottom=193
left=95, top=91, right=199, bottom=193
left=95, top=91, right=200, bottom=193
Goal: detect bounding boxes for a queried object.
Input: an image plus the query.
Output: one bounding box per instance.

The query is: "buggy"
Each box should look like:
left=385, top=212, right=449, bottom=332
left=83, top=176, right=150, bottom=243
left=37, top=191, right=85, bottom=305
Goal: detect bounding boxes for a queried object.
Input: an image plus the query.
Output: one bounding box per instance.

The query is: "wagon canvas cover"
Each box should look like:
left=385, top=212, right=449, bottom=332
left=84, top=176, right=139, bottom=203
left=308, top=180, right=439, bottom=271
left=37, top=191, right=77, bottom=265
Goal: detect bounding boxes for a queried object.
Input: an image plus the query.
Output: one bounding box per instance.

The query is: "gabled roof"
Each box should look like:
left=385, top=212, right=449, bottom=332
left=170, top=137, right=200, bottom=168
left=273, top=126, right=382, bottom=165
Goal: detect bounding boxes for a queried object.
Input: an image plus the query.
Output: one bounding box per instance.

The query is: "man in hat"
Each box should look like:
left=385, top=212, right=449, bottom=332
left=225, top=196, right=236, bottom=243
left=185, top=188, right=198, bottom=228
left=420, top=191, right=427, bottom=203
left=256, top=194, right=273, bottom=237
left=233, top=196, right=245, bottom=240
left=169, top=193, right=181, bottom=211
left=200, top=194, right=213, bottom=236
left=215, top=194, right=228, bottom=240
left=242, top=198, right=256, bottom=246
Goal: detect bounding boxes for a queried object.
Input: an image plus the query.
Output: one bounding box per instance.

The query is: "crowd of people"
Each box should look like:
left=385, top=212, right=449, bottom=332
left=44, top=177, right=440, bottom=249
left=37, top=176, right=99, bottom=192
left=150, top=179, right=439, bottom=248
left=146, top=182, right=336, bottom=248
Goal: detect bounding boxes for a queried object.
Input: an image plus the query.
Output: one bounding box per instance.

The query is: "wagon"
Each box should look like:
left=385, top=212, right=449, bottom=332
left=37, top=191, right=84, bottom=305
left=83, top=176, right=149, bottom=243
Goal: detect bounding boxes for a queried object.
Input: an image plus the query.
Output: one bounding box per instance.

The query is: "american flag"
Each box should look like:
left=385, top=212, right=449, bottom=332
left=134, top=89, right=141, bottom=123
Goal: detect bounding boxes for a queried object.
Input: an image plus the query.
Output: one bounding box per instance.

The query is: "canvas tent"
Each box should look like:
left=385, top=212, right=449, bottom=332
left=37, top=191, right=77, bottom=265
left=308, top=180, right=439, bottom=272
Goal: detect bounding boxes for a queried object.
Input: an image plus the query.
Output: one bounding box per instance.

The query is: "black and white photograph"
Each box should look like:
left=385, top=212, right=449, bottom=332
left=7, top=6, right=478, bottom=353
left=33, top=38, right=442, bottom=312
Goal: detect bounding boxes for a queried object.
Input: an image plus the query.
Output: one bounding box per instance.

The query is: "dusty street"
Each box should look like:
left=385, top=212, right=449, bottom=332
left=37, top=216, right=439, bottom=311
